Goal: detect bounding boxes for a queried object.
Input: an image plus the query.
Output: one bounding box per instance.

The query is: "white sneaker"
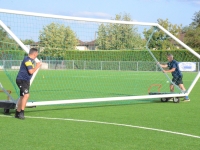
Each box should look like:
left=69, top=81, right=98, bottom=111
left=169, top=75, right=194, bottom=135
left=183, top=99, right=190, bottom=102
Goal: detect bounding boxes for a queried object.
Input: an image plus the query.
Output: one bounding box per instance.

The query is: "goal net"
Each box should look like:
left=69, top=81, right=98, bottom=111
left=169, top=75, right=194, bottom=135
left=0, top=9, right=199, bottom=106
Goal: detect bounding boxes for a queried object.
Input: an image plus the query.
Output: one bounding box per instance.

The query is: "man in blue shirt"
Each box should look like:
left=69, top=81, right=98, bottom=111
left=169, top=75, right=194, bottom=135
left=158, top=54, right=190, bottom=101
left=15, top=48, right=41, bottom=119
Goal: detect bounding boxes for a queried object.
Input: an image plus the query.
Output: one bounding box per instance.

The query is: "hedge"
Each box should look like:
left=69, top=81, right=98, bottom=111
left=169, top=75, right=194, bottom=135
left=63, top=50, right=200, bottom=62
left=1, top=49, right=200, bottom=62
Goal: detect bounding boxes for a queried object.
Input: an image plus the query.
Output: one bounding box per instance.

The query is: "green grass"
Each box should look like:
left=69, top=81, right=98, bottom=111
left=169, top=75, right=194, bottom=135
left=0, top=70, right=200, bottom=149
left=0, top=69, right=197, bottom=101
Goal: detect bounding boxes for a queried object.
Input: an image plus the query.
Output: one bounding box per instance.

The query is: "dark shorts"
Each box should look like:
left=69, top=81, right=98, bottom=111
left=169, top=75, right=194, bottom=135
left=172, top=76, right=183, bottom=85
left=16, top=79, right=30, bottom=96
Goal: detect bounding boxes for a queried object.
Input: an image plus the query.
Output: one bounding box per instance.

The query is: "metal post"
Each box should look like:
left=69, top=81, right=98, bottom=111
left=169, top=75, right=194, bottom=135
left=119, top=61, right=120, bottom=71
left=84, top=61, right=86, bottom=70
left=3, top=60, right=5, bottom=69
left=156, top=64, right=158, bottom=71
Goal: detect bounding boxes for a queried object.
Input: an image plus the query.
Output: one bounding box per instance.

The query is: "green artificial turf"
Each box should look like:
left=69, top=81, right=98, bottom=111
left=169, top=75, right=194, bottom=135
left=0, top=70, right=200, bottom=149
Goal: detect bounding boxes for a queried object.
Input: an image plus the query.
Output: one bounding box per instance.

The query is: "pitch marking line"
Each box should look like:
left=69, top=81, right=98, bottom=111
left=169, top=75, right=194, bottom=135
left=1, top=114, right=200, bottom=139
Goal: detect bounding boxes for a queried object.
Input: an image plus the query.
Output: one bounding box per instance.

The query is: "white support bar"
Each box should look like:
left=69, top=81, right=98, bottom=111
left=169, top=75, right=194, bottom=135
left=0, top=9, right=158, bottom=26
left=26, top=93, right=186, bottom=107
left=0, top=20, right=40, bottom=85
left=157, top=24, right=200, bottom=59
left=0, top=20, right=29, bottom=54
left=157, top=24, right=200, bottom=95
left=186, top=71, right=200, bottom=95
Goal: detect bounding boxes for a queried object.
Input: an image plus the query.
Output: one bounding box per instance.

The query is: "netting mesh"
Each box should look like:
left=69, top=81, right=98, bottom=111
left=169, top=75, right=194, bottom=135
left=0, top=11, right=199, bottom=102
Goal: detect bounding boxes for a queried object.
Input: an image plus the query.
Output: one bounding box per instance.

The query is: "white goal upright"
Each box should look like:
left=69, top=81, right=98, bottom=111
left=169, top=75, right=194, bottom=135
left=0, top=9, right=199, bottom=107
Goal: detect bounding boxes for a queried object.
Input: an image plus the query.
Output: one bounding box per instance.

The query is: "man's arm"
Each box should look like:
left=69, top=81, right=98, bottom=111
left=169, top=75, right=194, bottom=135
left=28, top=62, right=42, bottom=74
left=163, top=68, right=175, bottom=73
left=157, top=62, right=168, bottom=68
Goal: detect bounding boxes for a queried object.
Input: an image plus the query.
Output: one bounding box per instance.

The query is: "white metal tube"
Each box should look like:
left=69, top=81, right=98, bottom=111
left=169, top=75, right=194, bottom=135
left=26, top=93, right=186, bottom=107
left=0, top=20, right=40, bottom=85
left=0, top=9, right=158, bottom=26
left=186, top=71, right=200, bottom=95
left=157, top=24, right=200, bottom=95
left=157, top=24, right=200, bottom=59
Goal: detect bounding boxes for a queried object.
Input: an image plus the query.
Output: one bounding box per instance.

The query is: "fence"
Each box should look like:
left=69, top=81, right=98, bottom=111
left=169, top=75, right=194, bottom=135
left=0, top=60, right=199, bottom=72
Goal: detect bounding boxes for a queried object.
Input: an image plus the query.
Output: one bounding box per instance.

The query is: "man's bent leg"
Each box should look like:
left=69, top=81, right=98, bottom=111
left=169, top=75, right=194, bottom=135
left=170, top=84, right=174, bottom=92
left=179, top=84, right=186, bottom=91
left=21, top=93, right=29, bottom=110
left=17, top=96, right=23, bottom=112
left=15, top=96, right=23, bottom=118
left=179, top=84, right=190, bottom=101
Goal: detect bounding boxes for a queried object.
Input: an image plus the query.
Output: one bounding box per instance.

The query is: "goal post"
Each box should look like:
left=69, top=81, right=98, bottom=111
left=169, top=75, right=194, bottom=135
left=0, top=9, right=199, bottom=107
left=0, top=20, right=40, bottom=86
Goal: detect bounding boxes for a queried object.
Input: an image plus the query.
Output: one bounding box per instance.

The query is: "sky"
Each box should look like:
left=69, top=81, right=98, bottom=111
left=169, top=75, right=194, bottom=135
left=0, top=0, right=199, bottom=27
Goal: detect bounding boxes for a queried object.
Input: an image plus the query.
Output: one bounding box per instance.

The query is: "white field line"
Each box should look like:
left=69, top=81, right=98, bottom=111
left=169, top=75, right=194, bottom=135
left=0, top=115, right=200, bottom=139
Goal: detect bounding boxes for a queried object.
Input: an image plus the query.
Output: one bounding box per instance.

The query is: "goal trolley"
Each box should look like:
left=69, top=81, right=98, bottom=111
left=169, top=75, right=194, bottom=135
left=0, top=9, right=200, bottom=112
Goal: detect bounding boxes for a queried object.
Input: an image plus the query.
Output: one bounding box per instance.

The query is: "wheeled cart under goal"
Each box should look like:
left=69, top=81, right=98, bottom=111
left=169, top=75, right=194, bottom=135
left=149, top=92, right=182, bottom=103
left=148, top=84, right=184, bottom=103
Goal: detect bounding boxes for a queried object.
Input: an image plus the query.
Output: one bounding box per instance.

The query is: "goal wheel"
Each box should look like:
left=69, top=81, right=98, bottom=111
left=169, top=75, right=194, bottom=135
left=161, top=98, right=169, bottom=102
left=173, top=97, right=180, bottom=103
left=4, top=109, right=10, bottom=114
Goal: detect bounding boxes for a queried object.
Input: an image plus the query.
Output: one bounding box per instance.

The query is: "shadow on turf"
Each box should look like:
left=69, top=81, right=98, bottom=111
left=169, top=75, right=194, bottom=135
left=31, top=88, right=138, bottom=100
left=22, top=99, right=170, bottom=113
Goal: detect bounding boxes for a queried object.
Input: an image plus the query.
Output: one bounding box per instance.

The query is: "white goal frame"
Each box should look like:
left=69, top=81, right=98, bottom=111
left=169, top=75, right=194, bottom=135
left=0, top=9, right=199, bottom=107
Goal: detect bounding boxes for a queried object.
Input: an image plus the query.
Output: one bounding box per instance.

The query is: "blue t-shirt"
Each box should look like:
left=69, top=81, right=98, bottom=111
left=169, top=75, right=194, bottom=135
left=16, top=56, right=34, bottom=81
left=167, top=60, right=182, bottom=78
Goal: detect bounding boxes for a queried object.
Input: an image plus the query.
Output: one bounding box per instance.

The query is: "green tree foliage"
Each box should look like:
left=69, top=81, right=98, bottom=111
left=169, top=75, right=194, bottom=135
left=22, top=39, right=35, bottom=45
left=190, top=10, right=200, bottom=28
left=0, top=27, right=8, bottom=42
left=143, top=19, right=182, bottom=50
left=39, top=23, right=78, bottom=57
left=0, top=26, right=18, bottom=50
left=97, top=13, right=145, bottom=50
left=184, top=11, right=200, bottom=49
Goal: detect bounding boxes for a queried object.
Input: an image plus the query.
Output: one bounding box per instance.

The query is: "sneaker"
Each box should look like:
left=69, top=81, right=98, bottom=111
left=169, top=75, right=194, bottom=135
left=183, top=96, right=190, bottom=102
left=18, top=112, right=25, bottom=119
left=15, top=110, right=25, bottom=119
left=15, top=110, right=20, bottom=118
left=183, top=99, right=190, bottom=102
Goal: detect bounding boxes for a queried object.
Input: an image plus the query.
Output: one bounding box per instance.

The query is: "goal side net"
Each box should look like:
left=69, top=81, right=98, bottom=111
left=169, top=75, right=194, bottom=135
left=0, top=9, right=199, bottom=107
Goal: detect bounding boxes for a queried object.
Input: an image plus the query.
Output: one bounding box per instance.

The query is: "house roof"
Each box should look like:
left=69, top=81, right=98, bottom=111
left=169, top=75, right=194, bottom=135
left=78, top=40, right=96, bottom=46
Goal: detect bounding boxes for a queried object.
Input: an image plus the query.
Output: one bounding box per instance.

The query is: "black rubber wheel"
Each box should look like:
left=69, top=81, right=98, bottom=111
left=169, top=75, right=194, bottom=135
left=161, top=98, right=169, bottom=102
left=4, top=109, right=10, bottom=114
left=173, top=97, right=180, bottom=103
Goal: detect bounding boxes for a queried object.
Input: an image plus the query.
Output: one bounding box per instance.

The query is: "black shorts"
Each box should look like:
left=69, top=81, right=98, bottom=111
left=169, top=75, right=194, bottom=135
left=16, top=79, right=30, bottom=96
left=172, top=76, right=183, bottom=85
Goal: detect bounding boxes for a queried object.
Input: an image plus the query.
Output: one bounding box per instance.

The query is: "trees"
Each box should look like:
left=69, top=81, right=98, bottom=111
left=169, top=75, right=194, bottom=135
left=22, top=39, right=35, bottom=45
left=184, top=11, right=200, bottom=49
left=39, top=23, right=78, bottom=57
left=190, top=10, right=200, bottom=28
left=143, top=19, right=182, bottom=50
left=39, top=23, right=78, bottom=49
left=97, top=13, right=145, bottom=50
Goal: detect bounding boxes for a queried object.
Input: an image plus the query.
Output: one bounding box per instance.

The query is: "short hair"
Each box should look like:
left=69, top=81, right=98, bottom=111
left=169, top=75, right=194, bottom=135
left=167, top=53, right=173, bottom=58
left=29, top=48, right=38, bottom=55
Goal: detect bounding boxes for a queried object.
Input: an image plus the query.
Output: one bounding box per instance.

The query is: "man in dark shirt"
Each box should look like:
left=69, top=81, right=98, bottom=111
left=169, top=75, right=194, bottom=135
left=158, top=54, right=190, bottom=101
left=15, top=48, right=41, bottom=119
